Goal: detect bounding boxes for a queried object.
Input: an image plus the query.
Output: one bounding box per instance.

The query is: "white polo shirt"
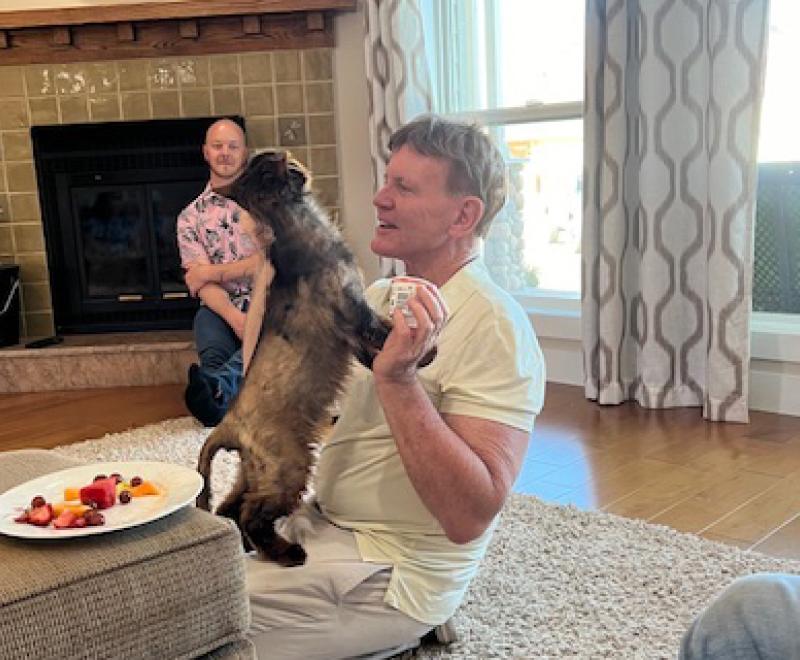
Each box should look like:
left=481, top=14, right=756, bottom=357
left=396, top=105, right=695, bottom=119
left=315, top=259, right=545, bottom=625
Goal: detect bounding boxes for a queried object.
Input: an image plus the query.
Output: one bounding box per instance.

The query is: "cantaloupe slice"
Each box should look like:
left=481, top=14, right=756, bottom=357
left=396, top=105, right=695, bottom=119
left=130, top=481, right=161, bottom=497
left=64, top=487, right=81, bottom=502
left=52, top=502, right=91, bottom=517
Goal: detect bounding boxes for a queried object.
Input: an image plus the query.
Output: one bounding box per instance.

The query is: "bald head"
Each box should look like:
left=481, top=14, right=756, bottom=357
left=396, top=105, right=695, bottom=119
left=203, top=119, right=248, bottom=187
left=205, top=118, right=244, bottom=145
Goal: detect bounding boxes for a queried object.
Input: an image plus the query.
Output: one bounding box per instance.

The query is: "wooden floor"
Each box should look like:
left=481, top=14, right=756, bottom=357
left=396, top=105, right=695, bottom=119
left=2, top=382, right=800, bottom=559
left=0, top=384, right=187, bottom=451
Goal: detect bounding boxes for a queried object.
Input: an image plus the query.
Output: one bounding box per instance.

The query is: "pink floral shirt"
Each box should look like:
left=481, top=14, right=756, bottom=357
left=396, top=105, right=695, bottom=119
left=177, top=184, right=256, bottom=310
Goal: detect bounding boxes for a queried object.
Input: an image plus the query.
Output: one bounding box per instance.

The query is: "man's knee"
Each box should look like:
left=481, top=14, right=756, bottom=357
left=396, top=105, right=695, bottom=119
left=711, top=573, right=800, bottom=626
left=681, top=573, right=800, bottom=660
left=193, top=308, right=239, bottom=370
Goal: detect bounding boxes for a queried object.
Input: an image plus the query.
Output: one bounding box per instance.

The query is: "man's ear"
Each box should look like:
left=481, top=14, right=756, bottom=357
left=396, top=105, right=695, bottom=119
left=449, top=196, right=484, bottom=238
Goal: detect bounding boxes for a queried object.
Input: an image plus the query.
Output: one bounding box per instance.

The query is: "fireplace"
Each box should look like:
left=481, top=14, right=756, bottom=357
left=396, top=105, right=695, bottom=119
left=33, top=116, right=243, bottom=334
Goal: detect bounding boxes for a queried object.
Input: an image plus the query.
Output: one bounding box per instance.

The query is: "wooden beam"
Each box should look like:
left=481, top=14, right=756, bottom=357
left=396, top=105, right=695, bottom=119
left=178, top=19, right=198, bottom=38
left=52, top=26, right=71, bottom=45
left=306, top=12, right=324, bottom=31
left=242, top=15, right=261, bottom=34
left=0, top=1, right=357, bottom=29
left=0, top=13, right=335, bottom=65
left=117, top=22, right=135, bottom=42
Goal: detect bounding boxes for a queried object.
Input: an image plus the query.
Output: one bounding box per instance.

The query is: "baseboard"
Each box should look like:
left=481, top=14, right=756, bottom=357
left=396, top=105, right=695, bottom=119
left=537, top=334, right=800, bottom=418
left=539, top=337, right=583, bottom=386
left=749, top=359, right=800, bottom=416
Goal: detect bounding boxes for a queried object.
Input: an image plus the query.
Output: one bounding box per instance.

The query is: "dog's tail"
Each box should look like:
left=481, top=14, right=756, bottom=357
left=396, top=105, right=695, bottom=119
left=196, top=421, right=242, bottom=511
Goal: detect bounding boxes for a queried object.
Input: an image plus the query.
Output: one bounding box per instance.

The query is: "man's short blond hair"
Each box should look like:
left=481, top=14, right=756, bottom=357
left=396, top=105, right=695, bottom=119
left=388, top=115, right=507, bottom=237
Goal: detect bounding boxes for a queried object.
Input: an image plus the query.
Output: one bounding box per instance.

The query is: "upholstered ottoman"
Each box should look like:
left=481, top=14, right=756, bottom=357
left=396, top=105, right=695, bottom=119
left=0, top=449, right=254, bottom=659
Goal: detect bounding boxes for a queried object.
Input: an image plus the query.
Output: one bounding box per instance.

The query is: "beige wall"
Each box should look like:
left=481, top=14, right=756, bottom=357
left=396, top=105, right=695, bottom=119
left=332, top=2, right=380, bottom=284
left=0, top=48, right=339, bottom=338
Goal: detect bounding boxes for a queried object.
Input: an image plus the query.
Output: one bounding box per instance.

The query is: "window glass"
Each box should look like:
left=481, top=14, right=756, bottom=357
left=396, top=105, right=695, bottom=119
left=494, top=1, right=584, bottom=109
left=424, top=0, right=585, bottom=294
left=758, top=0, right=800, bottom=163
left=753, top=0, right=800, bottom=314
left=485, top=120, right=583, bottom=293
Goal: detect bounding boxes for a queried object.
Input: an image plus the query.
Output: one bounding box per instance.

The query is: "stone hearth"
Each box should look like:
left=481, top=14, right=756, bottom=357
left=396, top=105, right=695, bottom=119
left=0, top=331, right=194, bottom=392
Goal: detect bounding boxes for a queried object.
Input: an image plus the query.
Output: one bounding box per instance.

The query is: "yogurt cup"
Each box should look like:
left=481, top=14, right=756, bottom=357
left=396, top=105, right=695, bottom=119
left=388, top=276, right=431, bottom=328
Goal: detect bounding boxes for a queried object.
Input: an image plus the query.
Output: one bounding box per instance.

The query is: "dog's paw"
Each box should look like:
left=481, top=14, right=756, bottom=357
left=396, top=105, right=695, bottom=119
left=257, top=541, right=307, bottom=567
left=277, top=543, right=307, bottom=567
left=419, top=345, right=437, bottom=368
left=195, top=491, right=211, bottom=511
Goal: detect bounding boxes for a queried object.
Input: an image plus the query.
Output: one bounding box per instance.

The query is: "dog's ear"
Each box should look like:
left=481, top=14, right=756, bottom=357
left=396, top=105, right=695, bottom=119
left=273, top=152, right=310, bottom=202
left=272, top=152, right=288, bottom=178
left=286, top=165, right=308, bottom=198
left=249, top=151, right=305, bottom=199
left=227, top=149, right=312, bottom=213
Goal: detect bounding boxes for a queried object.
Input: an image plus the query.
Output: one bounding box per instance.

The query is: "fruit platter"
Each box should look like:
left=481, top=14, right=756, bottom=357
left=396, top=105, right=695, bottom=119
left=0, top=461, right=203, bottom=539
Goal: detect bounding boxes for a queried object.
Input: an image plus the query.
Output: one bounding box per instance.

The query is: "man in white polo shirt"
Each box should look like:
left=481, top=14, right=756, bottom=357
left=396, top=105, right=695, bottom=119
left=245, top=115, right=545, bottom=659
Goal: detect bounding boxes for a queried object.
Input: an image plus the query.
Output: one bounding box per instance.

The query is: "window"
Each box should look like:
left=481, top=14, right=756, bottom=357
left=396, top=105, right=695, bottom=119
left=753, top=0, right=800, bottom=316
left=422, top=0, right=584, bottom=295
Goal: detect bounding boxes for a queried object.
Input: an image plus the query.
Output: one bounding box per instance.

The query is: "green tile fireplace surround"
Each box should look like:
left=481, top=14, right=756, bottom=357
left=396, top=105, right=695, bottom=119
left=0, top=48, right=340, bottom=342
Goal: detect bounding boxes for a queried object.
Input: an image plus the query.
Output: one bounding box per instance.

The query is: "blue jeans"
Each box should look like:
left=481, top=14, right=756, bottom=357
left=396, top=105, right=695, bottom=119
left=192, top=306, right=245, bottom=412
left=194, top=305, right=240, bottom=372
left=680, top=573, right=800, bottom=659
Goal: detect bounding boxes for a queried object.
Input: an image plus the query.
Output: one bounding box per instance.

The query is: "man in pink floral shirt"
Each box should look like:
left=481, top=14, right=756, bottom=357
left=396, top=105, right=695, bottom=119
left=177, top=118, right=262, bottom=425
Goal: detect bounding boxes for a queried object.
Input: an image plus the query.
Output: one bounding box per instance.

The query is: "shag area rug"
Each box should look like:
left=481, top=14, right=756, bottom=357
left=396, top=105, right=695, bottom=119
left=54, top=418, right=800, bottom=659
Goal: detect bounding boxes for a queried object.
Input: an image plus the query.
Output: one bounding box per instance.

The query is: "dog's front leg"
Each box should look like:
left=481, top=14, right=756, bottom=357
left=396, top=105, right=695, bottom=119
left=196, top=421, right=243, bottom=510
left=351, top=300, right=436, bottom=370
left=241, top=495, right=308, bottom=567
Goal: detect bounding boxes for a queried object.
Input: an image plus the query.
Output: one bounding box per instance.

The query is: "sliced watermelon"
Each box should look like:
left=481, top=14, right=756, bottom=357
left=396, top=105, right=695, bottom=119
left=79, top=477, right=117, bottom=510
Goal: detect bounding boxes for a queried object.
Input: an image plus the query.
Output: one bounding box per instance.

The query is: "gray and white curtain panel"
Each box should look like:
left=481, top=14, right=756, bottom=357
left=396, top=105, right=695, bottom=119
left=363, top=0, right=433, bottom=276
left=582, top=0, right=770, bottom=422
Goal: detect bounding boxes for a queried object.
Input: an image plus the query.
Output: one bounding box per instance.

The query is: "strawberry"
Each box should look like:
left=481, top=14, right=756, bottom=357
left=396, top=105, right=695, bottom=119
left=53, top=510, right=78, bottom=529
left=13, top=510, right=30, bottom=524
left=28, top=504, right=53, bottom=526
left=70, top=515, right=87, bottom=528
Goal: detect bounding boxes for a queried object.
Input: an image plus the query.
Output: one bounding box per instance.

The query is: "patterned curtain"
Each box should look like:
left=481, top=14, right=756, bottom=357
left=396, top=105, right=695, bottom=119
left=364, top=0, right=433, bottom=275
left=582, top=0, right=770, bottom=422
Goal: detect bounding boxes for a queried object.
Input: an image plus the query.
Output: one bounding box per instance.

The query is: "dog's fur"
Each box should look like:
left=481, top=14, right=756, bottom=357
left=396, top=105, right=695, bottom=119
left=195, top=151, right=427, bottom=566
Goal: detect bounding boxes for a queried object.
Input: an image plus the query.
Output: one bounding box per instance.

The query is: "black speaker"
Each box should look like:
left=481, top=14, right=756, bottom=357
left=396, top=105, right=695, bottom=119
left=0, top=264, right=20, bottom=347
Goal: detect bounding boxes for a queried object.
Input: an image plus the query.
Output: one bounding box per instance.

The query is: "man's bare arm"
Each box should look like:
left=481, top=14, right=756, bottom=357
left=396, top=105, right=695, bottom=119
left=242, top=255, right=275, bottom=374
left=376, top=376, right=528, bottom=544
left=373, top=286, right=530, bottom=544
left=184, top=254, right=264, bottom=296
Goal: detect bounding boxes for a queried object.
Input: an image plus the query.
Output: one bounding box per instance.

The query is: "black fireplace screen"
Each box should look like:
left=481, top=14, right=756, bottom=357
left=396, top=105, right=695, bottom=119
left=33, top=117, right=243, bottom=334
left=75, top=186, right=151, bottom=297
left=72, top=181, right=199, bottom=298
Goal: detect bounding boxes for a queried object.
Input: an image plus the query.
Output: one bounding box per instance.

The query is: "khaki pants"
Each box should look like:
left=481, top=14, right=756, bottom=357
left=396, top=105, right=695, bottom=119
left=245, top=505, right=431, bottom=659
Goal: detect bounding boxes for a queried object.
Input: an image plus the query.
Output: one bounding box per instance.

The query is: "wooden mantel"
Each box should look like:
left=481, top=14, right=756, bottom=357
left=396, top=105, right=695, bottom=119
left=0, top=1, right=357, bottom=64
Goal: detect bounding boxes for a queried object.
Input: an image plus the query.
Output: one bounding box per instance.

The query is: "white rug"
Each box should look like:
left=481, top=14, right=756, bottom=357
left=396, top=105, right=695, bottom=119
left=54, top=418, right=800, bottom=659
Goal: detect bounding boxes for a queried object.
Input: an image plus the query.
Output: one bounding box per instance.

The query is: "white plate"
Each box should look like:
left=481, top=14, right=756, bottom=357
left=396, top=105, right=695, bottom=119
left=0, top=461, right=203, bottom=539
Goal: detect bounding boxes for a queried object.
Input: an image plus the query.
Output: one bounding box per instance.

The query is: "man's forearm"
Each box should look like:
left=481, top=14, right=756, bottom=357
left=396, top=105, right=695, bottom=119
left=217, top=254, right=264, bottom=282
left=242, top=258, right=274, bottom=374
left=198, top=284, right=244, bottom=335
left=375, top=377, right=507, bottom=544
